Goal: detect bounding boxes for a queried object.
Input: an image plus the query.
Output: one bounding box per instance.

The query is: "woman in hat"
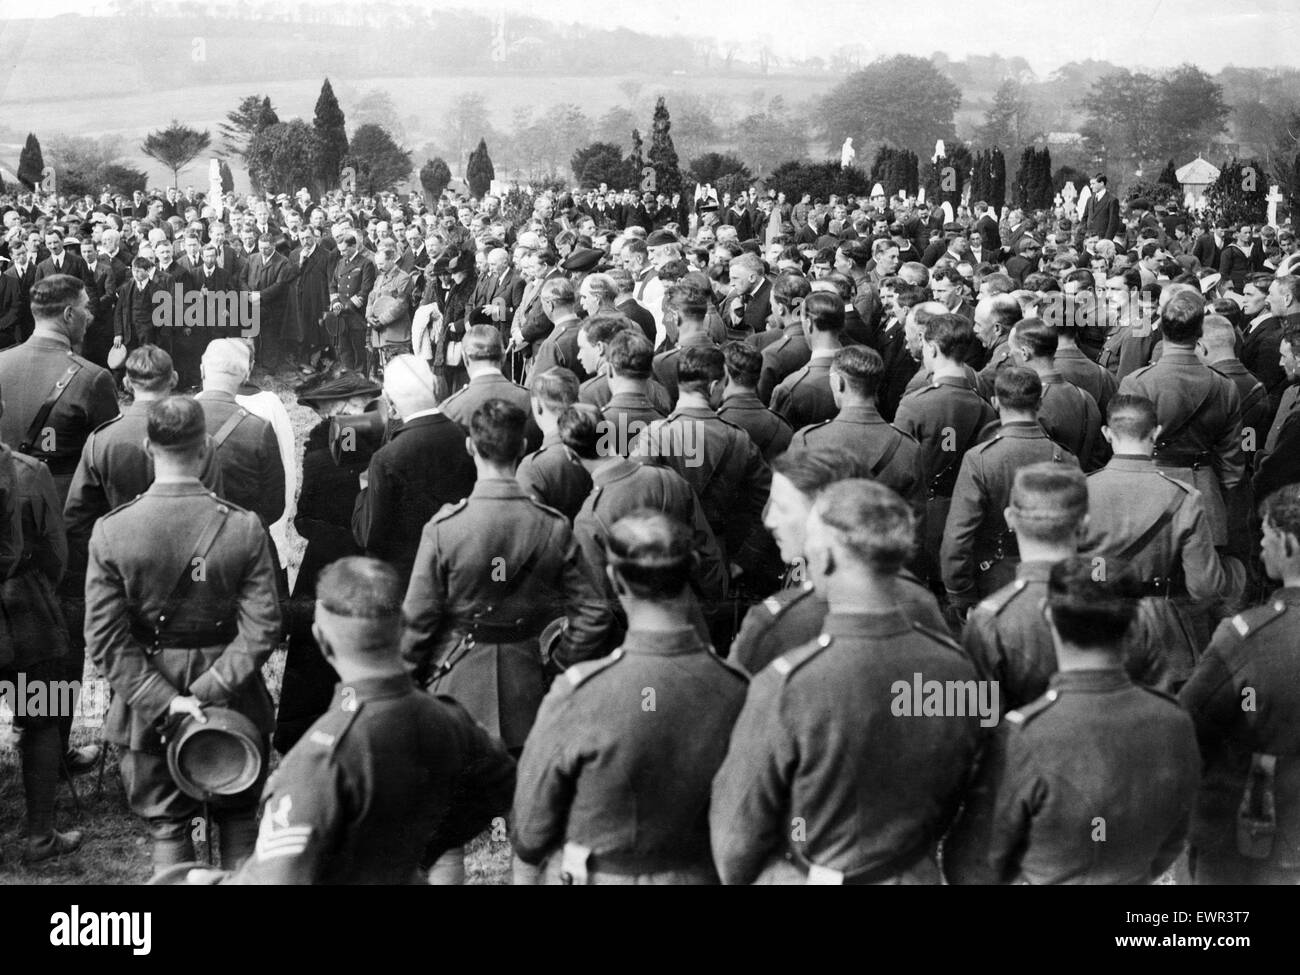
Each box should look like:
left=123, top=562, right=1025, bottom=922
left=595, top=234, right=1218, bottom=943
left=431, top=247, right=477, bottom=398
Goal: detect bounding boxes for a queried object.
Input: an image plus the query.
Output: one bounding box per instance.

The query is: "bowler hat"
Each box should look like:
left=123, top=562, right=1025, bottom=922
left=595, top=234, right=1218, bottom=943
left=563, top=247, right=604, bottom=273
left=645, top=229, right=678, bottom=248
left=166, top=706, right=264, bottom=801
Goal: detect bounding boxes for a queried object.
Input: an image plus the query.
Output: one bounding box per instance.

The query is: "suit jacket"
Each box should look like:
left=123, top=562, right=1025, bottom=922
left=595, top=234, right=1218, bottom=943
left=1084, top=192, right=1123, bottom=241
left=973, top=214, right=1002, bottom=255
left=468, top=266, right=524, bottom=333
left=0, top=271, right=22, bottom=341
left=34, top=251, right=92, bottom=287
left=352, top=412, right=477, bottom=580
left=1240, top=315, right=1287, bottom=417
left=331, top=251, right=377, bottom=330
left=240, top=251, right=294, bottom=329
left=722, top=278, right=772, bottom=341
left=288, top=245, right=332, bottom=345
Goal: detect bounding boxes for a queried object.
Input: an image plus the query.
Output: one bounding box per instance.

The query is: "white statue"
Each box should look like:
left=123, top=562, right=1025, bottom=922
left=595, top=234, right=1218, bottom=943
left=840, top=137, right=856, bottom=169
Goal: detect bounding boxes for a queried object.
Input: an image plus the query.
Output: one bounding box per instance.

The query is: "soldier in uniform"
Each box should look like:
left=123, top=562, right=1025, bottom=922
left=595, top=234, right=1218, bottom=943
left=962, top=463, right=1166, bottom=715
left=512, top=512, right=748, bottom=884
left=517, top=367, right=592, bottom=523
left=402, top=398, right=612, bottom=754
left=790, top=345, right=922, bottom=503
left=1081, top=394, right=1246, bottom=688
left=598, top=329, right=666, bottom=455
left=631, top=346, right=769, bottom=566
left=0, top=429, right=81, bottom=862
left=352, top=354, right=476, bottom=583
left=189, top=558, right=517, bottom=885
left=438, top=325, right=540, bottom=452
left=1010, top=318, right=1105, bottom=471
left=1180, top=484, right=1300, bottom=884
left=942, top=367, right=1079, bottom=615
left=65, top=345, right=223, bottom=562
left=1041, top=294, right=1118, bottom=415
left=194, top=339, right=286, bottom=531
left=717, top=341, right=792, bottom=461
left=945, top=557, right=1200, bottom=885
left=0, top=274, right=120, bottom=772
left=711, top=479, right=983, bottom=884
left=730, top=447, right=948, bottom=674
left=754, top=278, right=811, bottom=403
left=83, top=396, right=282, bottom=874
left=576, top=313, right=672, bottom=413
left=561, top=406, right=726, bottom=629
left=327, top=232, right=376, bottom=373
left=769, top=292, right=843, bottom=430
left=1119, top=291, right=1245, bottom=548
left=527, top=277, right=587, bottom=385
left=893, top=313, right=997, bottom=593
left=651, top=276, right=718, bottom=407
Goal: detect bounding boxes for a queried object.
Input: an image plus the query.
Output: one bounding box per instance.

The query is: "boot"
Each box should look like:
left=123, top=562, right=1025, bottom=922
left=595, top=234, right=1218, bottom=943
left=151, top=832, right=197, bottom=877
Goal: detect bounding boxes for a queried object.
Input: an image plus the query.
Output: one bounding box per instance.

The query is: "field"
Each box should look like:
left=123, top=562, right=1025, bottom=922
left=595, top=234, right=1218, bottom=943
left=0, top=72, right=845, bottom=191
left=0, top=366, right=515, bottom=885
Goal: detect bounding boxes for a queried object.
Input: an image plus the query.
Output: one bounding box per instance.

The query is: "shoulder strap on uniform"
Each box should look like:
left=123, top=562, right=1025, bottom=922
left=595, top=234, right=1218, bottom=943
left=869, top=431, right=904, bottom=479
left=977, top=578, right=1028, bottom=617
left=19, top=360, right=83, bottom=454
left=564, top=647, right=625, bottom=688
left=1114, top=491, right=1185, bottom=563
left=772, top=633, right=832, bottom=678
left=212, top=407, right=251, bottom=449
left=1006, top=691, right=1058, bottom=727
left=910, top=621, right=962, bottom=653
left=1229, top=600, right=1288, bottom=640
left=152, top=503, right=231, bottom=634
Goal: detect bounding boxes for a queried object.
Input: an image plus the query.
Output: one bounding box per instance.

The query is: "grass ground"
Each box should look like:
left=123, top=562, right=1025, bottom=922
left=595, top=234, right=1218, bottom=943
left=0, top=365, right=515, bottom=884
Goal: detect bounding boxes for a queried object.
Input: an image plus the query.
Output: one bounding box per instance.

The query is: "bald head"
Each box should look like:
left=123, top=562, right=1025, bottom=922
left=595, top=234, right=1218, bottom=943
left=382, top=354, right=440, bottom=418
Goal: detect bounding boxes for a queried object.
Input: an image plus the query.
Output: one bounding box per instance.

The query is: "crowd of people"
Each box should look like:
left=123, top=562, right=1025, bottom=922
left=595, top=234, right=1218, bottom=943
left=1, top=167, right=1300, bottom=885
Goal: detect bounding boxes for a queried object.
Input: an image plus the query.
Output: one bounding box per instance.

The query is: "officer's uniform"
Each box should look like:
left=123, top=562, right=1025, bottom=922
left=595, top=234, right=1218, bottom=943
left=529, top=319, right=587, bottom=386
left=790, top=403, right=922, bottom=503
left=893, top=374, right=997, bottom=586
left=651, top=332, right=715, bottom=407
left=230, top=676, right=516, bottom=885
left=0, top=331, right=119, bottom=505
left=572, top=459, right=727, bottom=613
left=329, top=250, right=376, bottom=371
left=711, top=610, right=983, bottom=885
left=401, top=478, right=612, bottom=751
left=194, top=389, right=286, bottom=529
left=729, top=572, right=949, bottom=674
left=769, top=353, right=837, bottom=430
left=756, top=325, right=810, bottom=404
left=1037, top=370, right=1104, bottom=471
left=630, top=406, right=770, bottom=564
left=438, top=369, right=542, bottom=452
left=945, top=669, right=1199, bottom=884
left=600, top=390, right=666, bottom=456
left=1080, top=455, right=1246, bottom=686
left=716, top=389, right=792, bottom=461
left=578, top=372, right=673, bottom=414
left=903, top=362, right=980, bottom=399
left=1119, top=347, right=1244, bottom=546
left=1055, top=345, right=1118, bottom=416
left=84, top=479, right=282, bottom=862
left=512, top=627, right=748, bottom=884
left=0, top=451, right=68, bottom=728
left=941, top=422, right=1078, bottom=606
left=1180, top=589, right=1300, bottom=884
left=516, top=432, right=593, bottom=524
left=962, top=561, right=1169, bottom=715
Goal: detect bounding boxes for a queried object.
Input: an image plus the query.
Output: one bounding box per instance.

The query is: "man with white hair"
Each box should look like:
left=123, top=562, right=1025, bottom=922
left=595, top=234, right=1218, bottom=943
left=194, top=338, right=286, bottom=529
left=352, top=353, right=476, bottom=583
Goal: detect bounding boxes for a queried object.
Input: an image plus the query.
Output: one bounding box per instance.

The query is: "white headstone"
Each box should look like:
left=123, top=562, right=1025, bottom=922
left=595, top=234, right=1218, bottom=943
left=1075, top=184, right=1092, bottom=221
left=840, top=137, right=856, bottom=169
left=1267, top=184, right=1284, bottom=229
left=208, top=159, right=223, bottom=217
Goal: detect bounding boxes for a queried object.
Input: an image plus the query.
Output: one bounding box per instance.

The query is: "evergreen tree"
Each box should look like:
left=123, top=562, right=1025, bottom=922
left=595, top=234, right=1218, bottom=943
left=17, top=133, right=44, bottom=190
left=625, top=128, right=645, bottom=191
left=1206, top=157, right=1268, bottom=225
left=420, top=157, right=453, bottom=204
left=313, top=78, right=349, bottom=193
left=647, top=97, right=682, bottom=197
left=989, top=147, right=1007, bottom=212
left=466, top=138, right=495, bottom=198
left=1157, top=158, right=1179, bottom=188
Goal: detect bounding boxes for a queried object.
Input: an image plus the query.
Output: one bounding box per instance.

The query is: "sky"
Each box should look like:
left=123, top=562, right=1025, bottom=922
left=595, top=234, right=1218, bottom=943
left=2, top=0, right=1297, bottom=75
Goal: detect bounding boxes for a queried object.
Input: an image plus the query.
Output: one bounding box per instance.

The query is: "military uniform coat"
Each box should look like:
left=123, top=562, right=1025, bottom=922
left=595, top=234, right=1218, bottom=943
left=791, top=402, right=922, bottom=503
left=716, top=389, right=792, bottom=461
left=769, top=353, right=837, bottom=431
